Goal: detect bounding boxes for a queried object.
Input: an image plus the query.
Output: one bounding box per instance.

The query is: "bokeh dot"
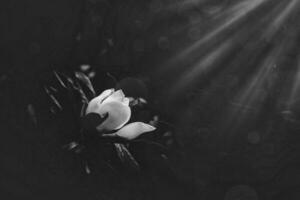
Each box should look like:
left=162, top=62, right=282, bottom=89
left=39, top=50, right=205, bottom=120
left=80, top=64, right=91, bottom=72
left=88, top=71, right=96, bottom=79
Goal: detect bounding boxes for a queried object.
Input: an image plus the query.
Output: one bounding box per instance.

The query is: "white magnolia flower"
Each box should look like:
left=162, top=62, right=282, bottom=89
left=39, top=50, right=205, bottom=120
left=86, top=88, right=156, bottom=140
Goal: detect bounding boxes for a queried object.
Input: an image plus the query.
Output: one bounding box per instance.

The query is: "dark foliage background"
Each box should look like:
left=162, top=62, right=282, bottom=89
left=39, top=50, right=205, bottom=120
left=1, top=0, right=300, bottom=199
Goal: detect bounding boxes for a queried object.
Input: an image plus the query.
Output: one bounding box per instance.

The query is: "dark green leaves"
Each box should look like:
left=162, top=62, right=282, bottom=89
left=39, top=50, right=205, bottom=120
left=114, top=143, right=140, bottom=171
left=81, top=113, right=108, bottom=132
left=75, top=71, right=96, bottom=99
left=45, top=71, right=95, bottom=116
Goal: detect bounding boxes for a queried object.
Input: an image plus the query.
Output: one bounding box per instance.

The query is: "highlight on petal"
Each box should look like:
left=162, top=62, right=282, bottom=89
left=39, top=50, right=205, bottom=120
left=96, top=101, right=131, bottom=131
left=102, top=89, right=125, bottom=104
left=98, top=88, right=115, bottom=103
left=138, top=98, right=147, bottom=104
left=122, top=97, right=130, bottom=106
left=128, top=97, right=135, bottom=102
left=115, top=122, right=156, bottom=140
left=86, top=88, right=114, bottom=114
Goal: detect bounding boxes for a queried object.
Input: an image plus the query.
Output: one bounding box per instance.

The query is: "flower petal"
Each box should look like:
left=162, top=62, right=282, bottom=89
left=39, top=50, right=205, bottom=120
left=122, top=97, right=130, bottom=106
left=86, top=88, right=114, bottom=114
left=98, top=88, right=116, bottom=102
left=96, top=101, right=131, bottom=131
left=115, top=122, right=156, bottom=140
left=102, top=89, right=125, bottom=104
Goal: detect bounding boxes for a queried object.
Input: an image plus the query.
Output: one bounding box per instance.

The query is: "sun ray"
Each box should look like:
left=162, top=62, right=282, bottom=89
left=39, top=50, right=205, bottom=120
left=169, top=38, right=233, bottom=95
left=264, top=0, right=300, bottom=39
left=287, top=58, right=300, bottom=109
left=159, top=0, right=271, bottom=75
left=224, top=30, right=298, bottom=131
left=177, top=0, right=269, bottom=59
left=167, top=0, right=286, bottom=96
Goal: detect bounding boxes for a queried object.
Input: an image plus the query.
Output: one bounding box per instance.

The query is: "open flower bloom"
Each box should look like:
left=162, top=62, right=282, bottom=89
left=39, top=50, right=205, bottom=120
left=86, top=88, right=156, bottom=140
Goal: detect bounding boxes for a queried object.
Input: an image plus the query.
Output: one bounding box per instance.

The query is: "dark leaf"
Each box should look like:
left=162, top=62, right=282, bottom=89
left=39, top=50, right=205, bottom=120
left=50, top=95, right=63, bottom=111
left=48, top=86, right=58, bottom=93
left=45, top=71, right=87, bottom=121
left=133, top=139, right=169, bottom=153
left=75, top=71, right=96, bottom=99
left=63, top=141, right=85, bottom=153
left=27, top=104, right=38, bottom=126
left=44, top=86, right=51, bottom=95
left=81, top=113, right=108, bottom=132
left=64, top=80, right=88, bottom=117
left=85, top=163, right=91, bottom=174
left=53, top=71, right=67, bottom=89
left=100, top=134, right=128, bottom=143
left=114, top=143, right=140, bottom=170
left=80, top=103, right=88, bottom=117
left=74, top=84, right=89, bottom=104
left=67, top=79, right=89, bottom=104
left=50, top=106, right=58, bottom=114
left=45, top=86, right=63, bottom=111
left=63, top=141, right=79, bottom=150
